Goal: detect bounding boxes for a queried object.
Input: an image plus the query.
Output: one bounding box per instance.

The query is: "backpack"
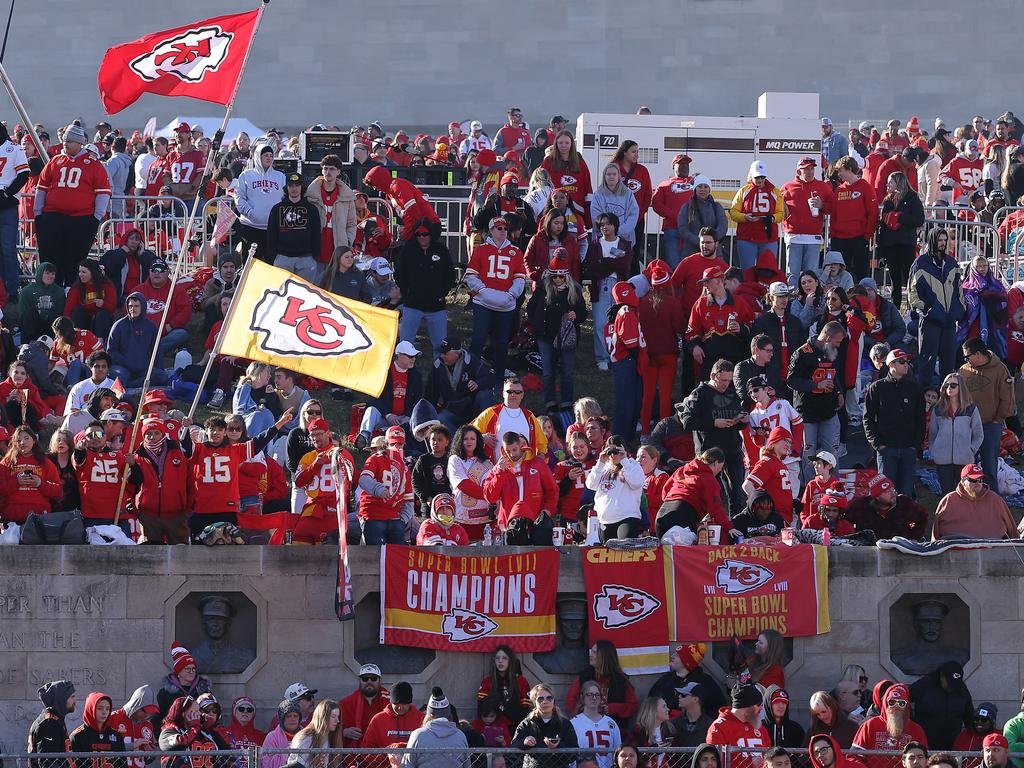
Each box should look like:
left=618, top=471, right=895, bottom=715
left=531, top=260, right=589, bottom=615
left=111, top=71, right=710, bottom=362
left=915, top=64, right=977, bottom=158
left=20, top=510, right=86, bottom=545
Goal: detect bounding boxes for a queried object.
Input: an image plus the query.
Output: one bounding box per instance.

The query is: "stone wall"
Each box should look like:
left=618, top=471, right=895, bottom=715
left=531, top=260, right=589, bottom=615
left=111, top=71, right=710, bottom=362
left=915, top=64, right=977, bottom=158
left=0, top=545, right=1020, bottom=752
left=8, top=0, right=1016, bottom=133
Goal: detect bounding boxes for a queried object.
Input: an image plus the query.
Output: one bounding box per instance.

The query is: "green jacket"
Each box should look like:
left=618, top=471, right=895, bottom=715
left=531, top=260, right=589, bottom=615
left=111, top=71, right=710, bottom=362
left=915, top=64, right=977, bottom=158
left=18, top=261, right=65, bottom=330
left=1004, top=710, right=1024, bottom=768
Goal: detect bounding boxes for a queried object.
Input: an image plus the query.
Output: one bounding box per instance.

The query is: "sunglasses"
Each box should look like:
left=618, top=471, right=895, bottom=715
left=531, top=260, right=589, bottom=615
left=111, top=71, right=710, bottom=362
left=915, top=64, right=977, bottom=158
left=306, top=409, right=322, bottom=415
left=236, top=706, right=255, bottom=713
left=965, top=477, right=984, bottom=484
left=227, top=426, right=244, bottom=432
left=492, top=225, right=507, bottom=231
left=506, top=390, right=524, bottom=395
left=535, top=695, right=554, bottom=702
left=944, top=383, right=959, bottom=389
left=415, top=232, right=431, bottom=237
left=360, top=675, right=380, bottom=682
left=889, top=700, right=908, bottom=708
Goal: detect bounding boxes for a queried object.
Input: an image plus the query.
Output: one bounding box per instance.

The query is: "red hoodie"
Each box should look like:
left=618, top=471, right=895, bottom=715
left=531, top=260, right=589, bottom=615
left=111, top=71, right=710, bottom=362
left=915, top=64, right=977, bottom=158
left=831, top=178, right=878, bottom=240
left=808, top=733, right=860, bottom=768
left=226, top=696, right=266, bottom=754
left=361, top=703, right=424, bottom=755
left=742, top=250, right=787, bottom=296
left=707, top=707, right=770, bottom=767
left=663, top=458, right=731, bottom=531
left=137, top=277, right=193, bottom=333
left=873, top=156, right=918, bottom=203
left=0, top=453, right=62, bottom=523
left=338, top=688, right=390, bottom=748
left=780, top=176, right=834, bottom=235
left=852, top=684, right=927, bottom=753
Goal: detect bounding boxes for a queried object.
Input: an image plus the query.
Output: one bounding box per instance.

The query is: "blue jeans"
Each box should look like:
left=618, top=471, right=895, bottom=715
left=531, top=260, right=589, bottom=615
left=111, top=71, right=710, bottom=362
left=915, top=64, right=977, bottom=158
left=802, top=415, right=841, bottom=485
left=110, top=365, right=168, bottom=389
left=470, top=302, right=514, bottom=395
left=786, top=241, right=822, bottom=287
left=877, top=446, right=917, bottom=496
left=400, top=307, right=447, bottom=358
left=918, top=320, right=957, bottom=388
left=610, top=357, right=642, bottom=440
left=980, top=421, right=1003, bottom=491
left=663, top=228, right=684, bottom=270
left=0, top=206, right=17, bottom=299
left=736, top=240, right=777, bottom=271
left=159, top=328, right=190, bottom=360
left=592, top=278, right=614, bottom=364
left=361, top=518, right=406, bottom=545
left=537, top=340, right=577, bottom=409
left=66, top=359, right=88, bottom=386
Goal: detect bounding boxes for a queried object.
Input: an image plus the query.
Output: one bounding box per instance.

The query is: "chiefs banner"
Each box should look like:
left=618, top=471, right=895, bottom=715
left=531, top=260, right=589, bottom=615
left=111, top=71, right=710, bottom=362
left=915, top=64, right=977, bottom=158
left=380, top=545, right=559, bottom=653
left=218, top=260, right=398, bottom=397
left=670, top=542, right=829, bottom=641
left=582, top=547, right=670, bottom=675
left=98, top=10, right=260, bottom=114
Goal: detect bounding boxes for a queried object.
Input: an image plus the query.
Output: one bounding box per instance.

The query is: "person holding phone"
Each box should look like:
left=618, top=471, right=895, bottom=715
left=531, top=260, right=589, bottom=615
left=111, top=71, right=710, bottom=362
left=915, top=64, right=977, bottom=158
left=585, top=437, right=645, bottom=543
left=512, top=683, right=578, bottom=768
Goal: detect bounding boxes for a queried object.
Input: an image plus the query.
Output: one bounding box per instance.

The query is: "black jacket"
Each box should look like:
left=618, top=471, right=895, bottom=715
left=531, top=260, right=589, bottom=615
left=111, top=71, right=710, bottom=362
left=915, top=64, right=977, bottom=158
left=368, top=364, right=423, bottom=417
left=266, top=198, right=321, bottom=259
left=671, top=711, right=715, bottom=747
left=326, top=265, right=371, bottom=303
left=677, top=381, right=744, bottom=453
left=427, top=351, right=494, bottom=419
left=511, top=712, right=579, bottom=768
left=393, top=237, right=456, bottom=312
left=733, top=358, right=777, bottom=411
left=412, top=453, right=452, bottom=510
left=909, top=661, right=974, bottom=750
left=99, top=246, right=156, bottom=301
left=28, top=680, right=75, bottom=768
left=864, top=373, right=925, bottom=450
left=648, top=667, right=727, bottom=718
left=788, top=340, right=841, bottom=423
left=526, top=284, right=588, bottom=344
left=731, top=489, right=785, bottom=538
left=750, top=309, right=805, bottom=397
left=877, top=190, right=925, bottom=248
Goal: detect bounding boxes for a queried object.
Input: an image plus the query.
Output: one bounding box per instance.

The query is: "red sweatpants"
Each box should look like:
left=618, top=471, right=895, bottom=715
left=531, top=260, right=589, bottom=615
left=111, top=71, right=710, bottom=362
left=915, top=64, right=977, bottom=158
left=640, top=354, right=678, bottom=435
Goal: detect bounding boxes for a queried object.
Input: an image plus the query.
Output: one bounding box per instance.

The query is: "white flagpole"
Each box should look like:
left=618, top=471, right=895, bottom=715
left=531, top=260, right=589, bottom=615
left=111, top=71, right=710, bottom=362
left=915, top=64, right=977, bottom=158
left=0, top=60, right=47, bottom=162
left=115, top=0, right=271, bottom=524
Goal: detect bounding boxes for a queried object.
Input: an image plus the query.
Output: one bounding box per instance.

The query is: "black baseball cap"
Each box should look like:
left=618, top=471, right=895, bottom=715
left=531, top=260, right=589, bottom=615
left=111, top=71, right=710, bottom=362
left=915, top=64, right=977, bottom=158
left=438, top=336, right=462, bottom=354
left=150, top=259, right=169, bottom=273
left=286, top=173, right=302, bottom=185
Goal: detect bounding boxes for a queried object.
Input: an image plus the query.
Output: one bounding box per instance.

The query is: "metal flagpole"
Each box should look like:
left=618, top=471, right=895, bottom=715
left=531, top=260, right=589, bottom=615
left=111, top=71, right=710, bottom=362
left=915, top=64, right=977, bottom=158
left=0, top=0, right=16, bottom=62
left=114, top=0, right=271, bottom=525
left=186, top=255, right=255, bottom=420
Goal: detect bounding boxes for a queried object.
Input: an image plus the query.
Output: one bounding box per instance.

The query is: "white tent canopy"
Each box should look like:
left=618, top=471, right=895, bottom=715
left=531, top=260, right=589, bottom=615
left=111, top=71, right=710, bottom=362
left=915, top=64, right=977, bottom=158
left=156, top=116, right=265, bottom=140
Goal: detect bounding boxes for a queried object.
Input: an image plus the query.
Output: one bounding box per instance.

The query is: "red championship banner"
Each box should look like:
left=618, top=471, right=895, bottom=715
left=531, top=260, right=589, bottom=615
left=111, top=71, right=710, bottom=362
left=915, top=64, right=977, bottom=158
left=380, top=545, right=559, bottom=653
left=669, top=542, right=829, bottom=641
left=582, top=547, right=670, bottom=675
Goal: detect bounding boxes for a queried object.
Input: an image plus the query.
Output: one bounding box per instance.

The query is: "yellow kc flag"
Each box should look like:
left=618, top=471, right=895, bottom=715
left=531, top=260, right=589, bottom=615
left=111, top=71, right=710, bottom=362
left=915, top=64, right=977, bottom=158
left=218, top=260, right=399, bottom=397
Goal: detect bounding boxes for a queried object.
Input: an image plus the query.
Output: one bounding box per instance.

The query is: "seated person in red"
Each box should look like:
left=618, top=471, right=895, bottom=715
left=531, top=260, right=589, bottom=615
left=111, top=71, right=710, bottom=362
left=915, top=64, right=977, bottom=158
left=416, top=493, right=469, bottom=546
left=0, top=360, right=54, bottom=431
left=483, top=431, right=558, bottom=545
left=656, top=447, right=730, bottom=538
left=804, top=490, right=855, bottom=536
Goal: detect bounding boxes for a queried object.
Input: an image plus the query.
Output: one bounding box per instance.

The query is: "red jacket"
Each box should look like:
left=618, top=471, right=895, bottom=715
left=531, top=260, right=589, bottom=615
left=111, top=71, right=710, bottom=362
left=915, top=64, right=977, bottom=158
left=0, top=454, right=62, bottom=523
left=134, top=441, right=189, bottom=518
left=671, top=253, right=729, bottom=312
left=239, top=454, right=287, bottom=506
left=0, top=376, right=50, bottom=418
left=416, top=519, right=469, bottom=545
left=360, top=704, right=424, bottom=751
left=873, top=156, right=918, bottom=203
left=861, top=150, right=889, bottom=193
left=780, top=177, right=833, bottom=235
left=742, top=250, right=787, bottom=294
left=685, top=291, right=756, bottom=345
left=639, top=289, right=685, bottom=358
left=615, top=160, right=653, bottom=216
left=831, top=178, right=878, bottom=240
left=651, top=176, right=694, bottom=231
left=553, top=457, right=595, bottom=522
left=63, top=280, right=116, bottom=319
left=385, top=177, right=441, bottom=241
left=137, top=278, right=192, bottom=332
left=524, top=230, right=581, bottom=285
left=540, top=157, right=593, bottom=224
left=338, top=689, right=390, bottom=748
left=663, top=458, right=730, bottom=530
left=482, top=449, right=558, bottom=528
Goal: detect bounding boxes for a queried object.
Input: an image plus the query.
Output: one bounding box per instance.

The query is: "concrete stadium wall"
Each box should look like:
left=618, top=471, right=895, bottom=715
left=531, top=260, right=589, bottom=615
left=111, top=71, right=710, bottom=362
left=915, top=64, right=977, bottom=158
left=0, top=545, right=1021, bottom=752
left=7, top=0, right=1016, bottom=135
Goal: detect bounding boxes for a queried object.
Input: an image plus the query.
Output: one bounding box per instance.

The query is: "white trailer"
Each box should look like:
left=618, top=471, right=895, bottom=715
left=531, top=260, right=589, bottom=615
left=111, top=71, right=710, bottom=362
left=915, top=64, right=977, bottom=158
left=576, top=93, right=823, bottom=232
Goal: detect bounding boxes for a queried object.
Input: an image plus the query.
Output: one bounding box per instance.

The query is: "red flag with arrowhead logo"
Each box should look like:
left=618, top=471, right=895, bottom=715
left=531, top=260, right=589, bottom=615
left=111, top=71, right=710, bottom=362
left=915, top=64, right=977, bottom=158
left=97, top=9, right=259, bottom=114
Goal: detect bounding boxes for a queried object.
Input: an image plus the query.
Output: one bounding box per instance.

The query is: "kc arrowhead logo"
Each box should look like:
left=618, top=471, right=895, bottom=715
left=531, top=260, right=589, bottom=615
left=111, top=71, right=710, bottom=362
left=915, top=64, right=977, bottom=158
left=715, top=559, right=774, bottom=594
left=130, top=26, right=235, bottom=83
left=592, top=584, right=661, bottom=629
left=249, top=278, right=373, bottom=357
left=441, top=609, right=498, bottom=642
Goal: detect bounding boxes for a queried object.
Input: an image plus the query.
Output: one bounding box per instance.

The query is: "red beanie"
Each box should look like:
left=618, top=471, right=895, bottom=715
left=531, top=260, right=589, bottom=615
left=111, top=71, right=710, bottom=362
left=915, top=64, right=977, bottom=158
left=171, top=642, right=196, bottom=676
left=675, top=642, right=707, bottom=672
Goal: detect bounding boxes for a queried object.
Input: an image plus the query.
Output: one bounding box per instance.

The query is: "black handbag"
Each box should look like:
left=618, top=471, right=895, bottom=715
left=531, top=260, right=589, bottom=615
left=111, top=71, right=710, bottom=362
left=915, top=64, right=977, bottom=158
left=19, top=510, right=87, bottom=545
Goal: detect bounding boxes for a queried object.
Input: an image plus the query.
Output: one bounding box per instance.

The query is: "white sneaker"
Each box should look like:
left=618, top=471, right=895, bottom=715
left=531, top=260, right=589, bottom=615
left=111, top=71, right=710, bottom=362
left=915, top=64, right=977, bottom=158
left=597, top=361, right=609, bottom=371
left=208, top=388, right=225, bottom=408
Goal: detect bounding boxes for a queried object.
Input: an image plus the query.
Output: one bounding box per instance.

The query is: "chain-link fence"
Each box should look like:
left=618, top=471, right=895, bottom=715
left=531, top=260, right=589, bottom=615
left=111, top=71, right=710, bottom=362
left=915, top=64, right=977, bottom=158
left=0, top=749, right=253, bottom=768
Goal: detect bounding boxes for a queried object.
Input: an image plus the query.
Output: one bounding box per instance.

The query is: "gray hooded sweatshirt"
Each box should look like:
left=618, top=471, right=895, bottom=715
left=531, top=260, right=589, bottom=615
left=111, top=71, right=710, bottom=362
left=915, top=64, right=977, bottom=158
left=400, top=718, right=469, bottom=768
left=235, top=140, right=285, bottom=229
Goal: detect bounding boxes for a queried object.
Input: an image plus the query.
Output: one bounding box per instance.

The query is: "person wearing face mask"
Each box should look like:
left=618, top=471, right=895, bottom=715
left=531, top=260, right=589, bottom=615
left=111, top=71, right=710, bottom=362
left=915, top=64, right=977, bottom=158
left=131, top=416, right=190, bottom=544
left=416, top=492, right=469, bottom=546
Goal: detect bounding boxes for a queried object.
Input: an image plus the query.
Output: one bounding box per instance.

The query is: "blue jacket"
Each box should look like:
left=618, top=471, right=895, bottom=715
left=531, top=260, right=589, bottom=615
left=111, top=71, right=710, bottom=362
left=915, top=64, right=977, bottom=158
left=107, top=292, right=158, bottom=376
left=909, top=252, right=965, bottom=326
left=677, top=196, right=728, bottom=255
left=822, top=131, right=850, bottom=166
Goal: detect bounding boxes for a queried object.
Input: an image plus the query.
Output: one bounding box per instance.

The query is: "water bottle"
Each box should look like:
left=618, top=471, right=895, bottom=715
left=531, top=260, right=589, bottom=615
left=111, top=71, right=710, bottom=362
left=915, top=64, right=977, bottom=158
left=482, top=524, right=493, bottom=546
left=822, top=528, right=831, bottom=547
left=585, top=510, right=600, bottom=546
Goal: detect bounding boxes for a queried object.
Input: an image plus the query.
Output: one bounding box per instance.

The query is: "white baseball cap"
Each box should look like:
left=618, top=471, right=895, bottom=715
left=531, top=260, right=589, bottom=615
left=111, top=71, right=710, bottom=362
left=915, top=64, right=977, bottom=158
left=395, top=340, right=420, bottom=358
left=768, top=281, right=791, bottom=297
left=470, top=120, right=483, bottom=131
left=749, top=160, right=768, bottom=178
left=814, top=451, right=837, bottom=467
left=858, top=121, right=874, bottom=132
left=368, top=256, right=393, bottom=276
left=100, top=408, right=129, bottom=422
left=285, top=682, right=317, bottom=700
left=358, top=663, right=382, bottom=678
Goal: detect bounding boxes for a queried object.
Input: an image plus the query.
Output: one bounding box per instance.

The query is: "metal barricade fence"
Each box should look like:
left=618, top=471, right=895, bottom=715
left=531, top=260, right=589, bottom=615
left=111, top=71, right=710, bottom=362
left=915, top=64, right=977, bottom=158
left=993, top=205, right=1024, bottom=281
left=94, top=194, right=193, bottom=264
